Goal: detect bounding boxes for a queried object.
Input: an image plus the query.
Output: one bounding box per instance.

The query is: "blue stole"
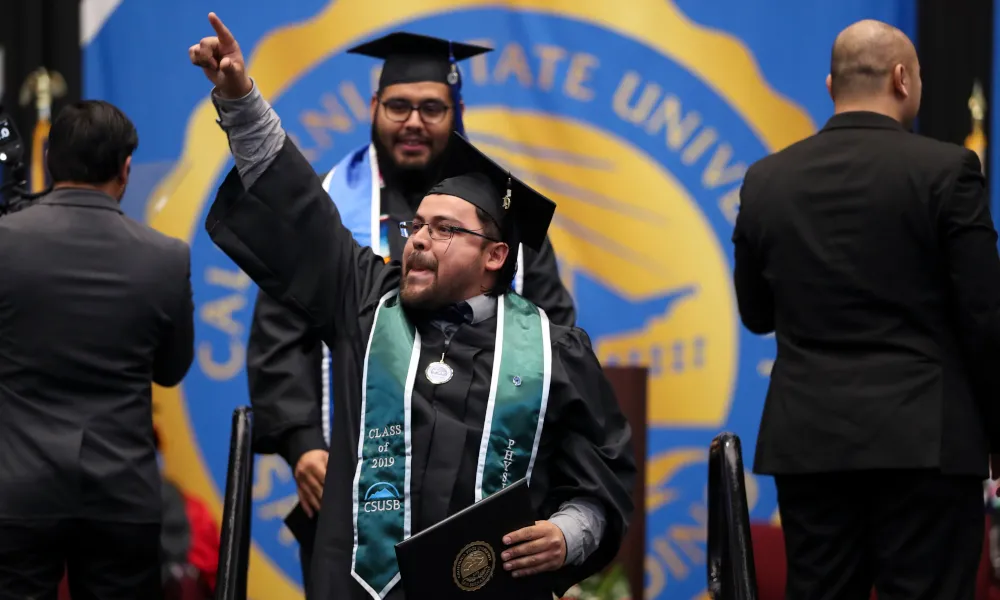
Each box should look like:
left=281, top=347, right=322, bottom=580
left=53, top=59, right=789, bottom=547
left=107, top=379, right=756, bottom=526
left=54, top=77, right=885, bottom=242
left=320, top=143, right=382, bottom=446
left=318, top=144, right=526, bottom=446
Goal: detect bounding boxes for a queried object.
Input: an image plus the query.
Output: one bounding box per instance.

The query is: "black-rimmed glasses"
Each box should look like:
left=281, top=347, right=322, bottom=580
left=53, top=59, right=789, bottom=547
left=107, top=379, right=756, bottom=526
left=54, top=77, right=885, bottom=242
left=380, top=99, right=451, bottom=124
left=399, top=221, right=499, bottom=243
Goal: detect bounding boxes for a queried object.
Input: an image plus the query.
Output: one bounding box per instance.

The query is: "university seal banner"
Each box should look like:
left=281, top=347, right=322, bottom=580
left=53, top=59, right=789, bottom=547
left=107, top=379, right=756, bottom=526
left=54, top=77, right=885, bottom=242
left=85, top=1, right=915, bottom=597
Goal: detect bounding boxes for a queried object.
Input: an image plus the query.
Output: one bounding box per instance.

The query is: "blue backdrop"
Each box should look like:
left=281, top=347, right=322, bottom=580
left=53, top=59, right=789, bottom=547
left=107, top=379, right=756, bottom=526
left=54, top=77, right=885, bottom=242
left=85, top=2, right=915, bottom=598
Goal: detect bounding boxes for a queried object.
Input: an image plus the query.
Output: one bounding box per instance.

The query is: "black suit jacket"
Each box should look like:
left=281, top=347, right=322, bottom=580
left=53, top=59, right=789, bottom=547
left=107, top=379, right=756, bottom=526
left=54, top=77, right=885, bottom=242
left=0, top=188, right=194, bottom=522
left=733, top=111, right=1000, bottom=478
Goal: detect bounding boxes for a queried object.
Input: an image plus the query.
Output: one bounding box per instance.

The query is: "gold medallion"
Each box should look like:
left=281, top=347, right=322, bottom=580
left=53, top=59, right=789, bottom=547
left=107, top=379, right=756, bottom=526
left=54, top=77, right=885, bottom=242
left=452, top=541, right=495, bottom=591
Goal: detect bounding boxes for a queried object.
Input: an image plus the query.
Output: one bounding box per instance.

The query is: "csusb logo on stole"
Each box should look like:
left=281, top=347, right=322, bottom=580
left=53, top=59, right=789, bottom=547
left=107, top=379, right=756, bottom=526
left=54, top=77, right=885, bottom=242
left=364, top=425, right=403, bottom=513
left=148, top=0, right=815, bottom=597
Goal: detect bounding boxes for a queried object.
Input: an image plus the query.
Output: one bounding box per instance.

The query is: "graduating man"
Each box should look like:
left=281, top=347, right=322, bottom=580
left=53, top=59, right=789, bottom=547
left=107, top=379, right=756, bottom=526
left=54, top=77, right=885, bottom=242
left=245, top=31, right=577, bottom=581
left=189, top=13, right=633, bottom=600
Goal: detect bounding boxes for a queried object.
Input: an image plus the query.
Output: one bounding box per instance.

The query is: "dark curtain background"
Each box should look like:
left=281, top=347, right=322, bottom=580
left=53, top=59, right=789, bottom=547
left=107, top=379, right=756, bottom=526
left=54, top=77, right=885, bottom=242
left=915, top=0, right=993, bottom=177
left=0, top=0, right=81, bottom=191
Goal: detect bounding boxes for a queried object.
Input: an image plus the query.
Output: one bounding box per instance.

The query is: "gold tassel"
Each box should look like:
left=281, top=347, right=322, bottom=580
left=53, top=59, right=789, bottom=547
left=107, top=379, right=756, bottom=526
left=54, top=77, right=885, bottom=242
left=965, top=79, right=987, bottom=172
left=30, top=118, right=50, bottom=193
left=18, top=67, right=66, bottom=192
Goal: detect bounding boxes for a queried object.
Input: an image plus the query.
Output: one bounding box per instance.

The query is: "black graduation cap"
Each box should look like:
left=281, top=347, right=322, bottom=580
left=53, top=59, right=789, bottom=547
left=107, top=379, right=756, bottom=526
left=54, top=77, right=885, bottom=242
left=347, top=32, right=492, bottom=90
left=426, top=132, right=556, bottom=252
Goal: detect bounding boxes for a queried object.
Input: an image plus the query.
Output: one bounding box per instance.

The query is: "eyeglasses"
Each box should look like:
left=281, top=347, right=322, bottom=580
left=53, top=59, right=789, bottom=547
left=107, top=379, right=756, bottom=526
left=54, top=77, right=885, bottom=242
left=399, top=221, right=500, bottom=243
left=381, top=99, right=451, bottom=124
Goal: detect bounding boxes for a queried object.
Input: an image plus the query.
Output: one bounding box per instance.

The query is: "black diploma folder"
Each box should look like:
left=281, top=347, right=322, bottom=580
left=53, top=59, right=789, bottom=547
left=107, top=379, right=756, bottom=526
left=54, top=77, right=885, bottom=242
left=394, top=478, right=550, bottom=599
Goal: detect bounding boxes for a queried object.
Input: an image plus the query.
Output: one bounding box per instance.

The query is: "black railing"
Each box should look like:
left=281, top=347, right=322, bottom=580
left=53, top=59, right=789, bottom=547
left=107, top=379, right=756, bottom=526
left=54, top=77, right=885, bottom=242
left=707, top=432, right=758, bottom=600
left=215, top=407, right=254, bottom=600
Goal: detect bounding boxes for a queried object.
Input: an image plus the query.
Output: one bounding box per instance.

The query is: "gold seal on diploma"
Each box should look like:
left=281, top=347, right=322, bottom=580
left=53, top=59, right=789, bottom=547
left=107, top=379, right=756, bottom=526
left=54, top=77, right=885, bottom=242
left=452, top=541, right=495, bottom=591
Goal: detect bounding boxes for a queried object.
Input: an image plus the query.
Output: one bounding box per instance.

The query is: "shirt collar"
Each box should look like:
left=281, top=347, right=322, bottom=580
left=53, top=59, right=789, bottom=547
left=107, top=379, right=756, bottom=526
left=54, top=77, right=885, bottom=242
left=464, top=294, right=497, bottom=324
left=425, top=294, right=498, bottom=333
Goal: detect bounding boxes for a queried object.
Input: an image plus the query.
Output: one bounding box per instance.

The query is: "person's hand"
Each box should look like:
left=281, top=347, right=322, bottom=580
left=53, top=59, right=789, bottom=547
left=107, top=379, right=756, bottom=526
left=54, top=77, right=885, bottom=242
left=188, top=12, right=252, bottom=99
left=294, top=449, right=328, bottom=518
left=501, top=520, right=567, bottom=577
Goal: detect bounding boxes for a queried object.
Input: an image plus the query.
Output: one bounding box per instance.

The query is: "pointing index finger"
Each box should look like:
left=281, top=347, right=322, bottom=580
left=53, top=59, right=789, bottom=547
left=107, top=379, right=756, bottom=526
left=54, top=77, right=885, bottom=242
left=208, top=12, right=235, bottom=45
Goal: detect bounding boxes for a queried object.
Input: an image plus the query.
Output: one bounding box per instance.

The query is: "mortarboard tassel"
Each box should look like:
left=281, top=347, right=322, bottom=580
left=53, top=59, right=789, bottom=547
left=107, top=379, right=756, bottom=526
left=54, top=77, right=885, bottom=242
left=448, top=41, right=466, bottom=136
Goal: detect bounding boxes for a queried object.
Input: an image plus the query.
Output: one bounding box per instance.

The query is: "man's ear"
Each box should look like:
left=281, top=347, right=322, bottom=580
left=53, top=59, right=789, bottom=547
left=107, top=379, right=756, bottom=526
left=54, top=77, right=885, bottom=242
left=893, top=63, right=909, bottom=100
left=370, top=93, right=379, bottom=122
left=484, top=242, right=509, bottom=273
left=120, top=155, right=132, bottom=183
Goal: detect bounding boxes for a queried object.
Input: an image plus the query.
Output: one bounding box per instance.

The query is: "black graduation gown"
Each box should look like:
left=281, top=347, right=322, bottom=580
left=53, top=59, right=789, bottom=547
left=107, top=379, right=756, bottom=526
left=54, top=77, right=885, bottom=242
left=245, top=163, right=576, bottom=473
left=206, top=138, right=635, bottom=600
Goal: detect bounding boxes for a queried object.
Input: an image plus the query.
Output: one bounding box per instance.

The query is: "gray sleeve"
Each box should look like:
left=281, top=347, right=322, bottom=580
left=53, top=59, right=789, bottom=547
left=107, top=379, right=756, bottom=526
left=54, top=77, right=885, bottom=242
left=548, top=496, right=607, bottom=566
left=210, top=79, right=287, bottom=189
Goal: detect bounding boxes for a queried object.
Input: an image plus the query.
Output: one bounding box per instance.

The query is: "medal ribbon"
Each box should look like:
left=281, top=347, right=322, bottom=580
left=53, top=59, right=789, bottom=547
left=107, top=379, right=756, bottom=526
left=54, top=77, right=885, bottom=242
left=351, top=292, right=551, bottom=599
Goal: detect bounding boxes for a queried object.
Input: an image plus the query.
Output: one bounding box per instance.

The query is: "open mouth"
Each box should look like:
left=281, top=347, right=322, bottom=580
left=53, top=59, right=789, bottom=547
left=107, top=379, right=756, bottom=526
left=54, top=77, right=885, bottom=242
left=406, top=260, right=435, bottom=277
left=405, top=267, right=435, bottom=285
left=397, top=138, right=429, bottom=152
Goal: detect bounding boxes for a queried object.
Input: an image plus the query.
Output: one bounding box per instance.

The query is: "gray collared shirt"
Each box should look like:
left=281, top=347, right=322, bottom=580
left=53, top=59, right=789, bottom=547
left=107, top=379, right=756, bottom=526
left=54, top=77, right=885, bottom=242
left=211, top=83, right=605, bottom=566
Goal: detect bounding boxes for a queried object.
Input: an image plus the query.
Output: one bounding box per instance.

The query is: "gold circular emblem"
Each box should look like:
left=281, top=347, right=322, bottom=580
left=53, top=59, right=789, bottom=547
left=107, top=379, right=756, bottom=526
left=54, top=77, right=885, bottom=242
left=452, top=541, right=495, bottom=591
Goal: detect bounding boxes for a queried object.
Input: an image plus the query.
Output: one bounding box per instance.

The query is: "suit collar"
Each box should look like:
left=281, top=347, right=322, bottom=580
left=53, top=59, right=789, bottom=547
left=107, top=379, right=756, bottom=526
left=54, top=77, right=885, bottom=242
left=38, top=187, right=123, bottom=213
left=821, top=111, right=908, bottom=133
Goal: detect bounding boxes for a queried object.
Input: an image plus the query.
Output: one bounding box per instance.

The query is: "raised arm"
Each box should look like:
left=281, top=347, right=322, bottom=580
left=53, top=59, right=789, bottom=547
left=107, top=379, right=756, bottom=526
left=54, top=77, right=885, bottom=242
left=191, top=13, right=386, bottom=335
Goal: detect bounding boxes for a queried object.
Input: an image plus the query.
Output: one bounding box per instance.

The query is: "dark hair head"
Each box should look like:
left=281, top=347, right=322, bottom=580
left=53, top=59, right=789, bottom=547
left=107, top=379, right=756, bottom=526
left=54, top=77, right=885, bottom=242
left=46, top=100, right=138, bottom=185
left=475, top=206, right=518, bottom=297
left=475, top=206, right=502, bottom=245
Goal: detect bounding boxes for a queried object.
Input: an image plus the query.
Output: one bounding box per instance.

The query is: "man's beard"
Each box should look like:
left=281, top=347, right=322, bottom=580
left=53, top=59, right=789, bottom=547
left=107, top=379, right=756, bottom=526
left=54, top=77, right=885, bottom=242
left=399, top=250, right=441, bottom=310
left=400, top=275, right=440, bottom=311
left=371, top=122, right=449, bottom=195
left=399, top=251, right=472, bottom=312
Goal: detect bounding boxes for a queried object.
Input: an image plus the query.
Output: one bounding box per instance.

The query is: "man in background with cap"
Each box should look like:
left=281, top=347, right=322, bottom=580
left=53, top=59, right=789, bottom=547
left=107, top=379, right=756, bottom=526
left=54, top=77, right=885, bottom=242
left=244, top=30, right=577, bottom=583
left=190, top=13, right=633, bottom=600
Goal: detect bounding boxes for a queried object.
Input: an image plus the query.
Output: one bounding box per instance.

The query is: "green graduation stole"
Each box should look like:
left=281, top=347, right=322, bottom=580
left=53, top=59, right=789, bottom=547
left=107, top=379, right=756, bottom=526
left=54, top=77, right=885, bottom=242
left=350, top=290, right=552, bottom=599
